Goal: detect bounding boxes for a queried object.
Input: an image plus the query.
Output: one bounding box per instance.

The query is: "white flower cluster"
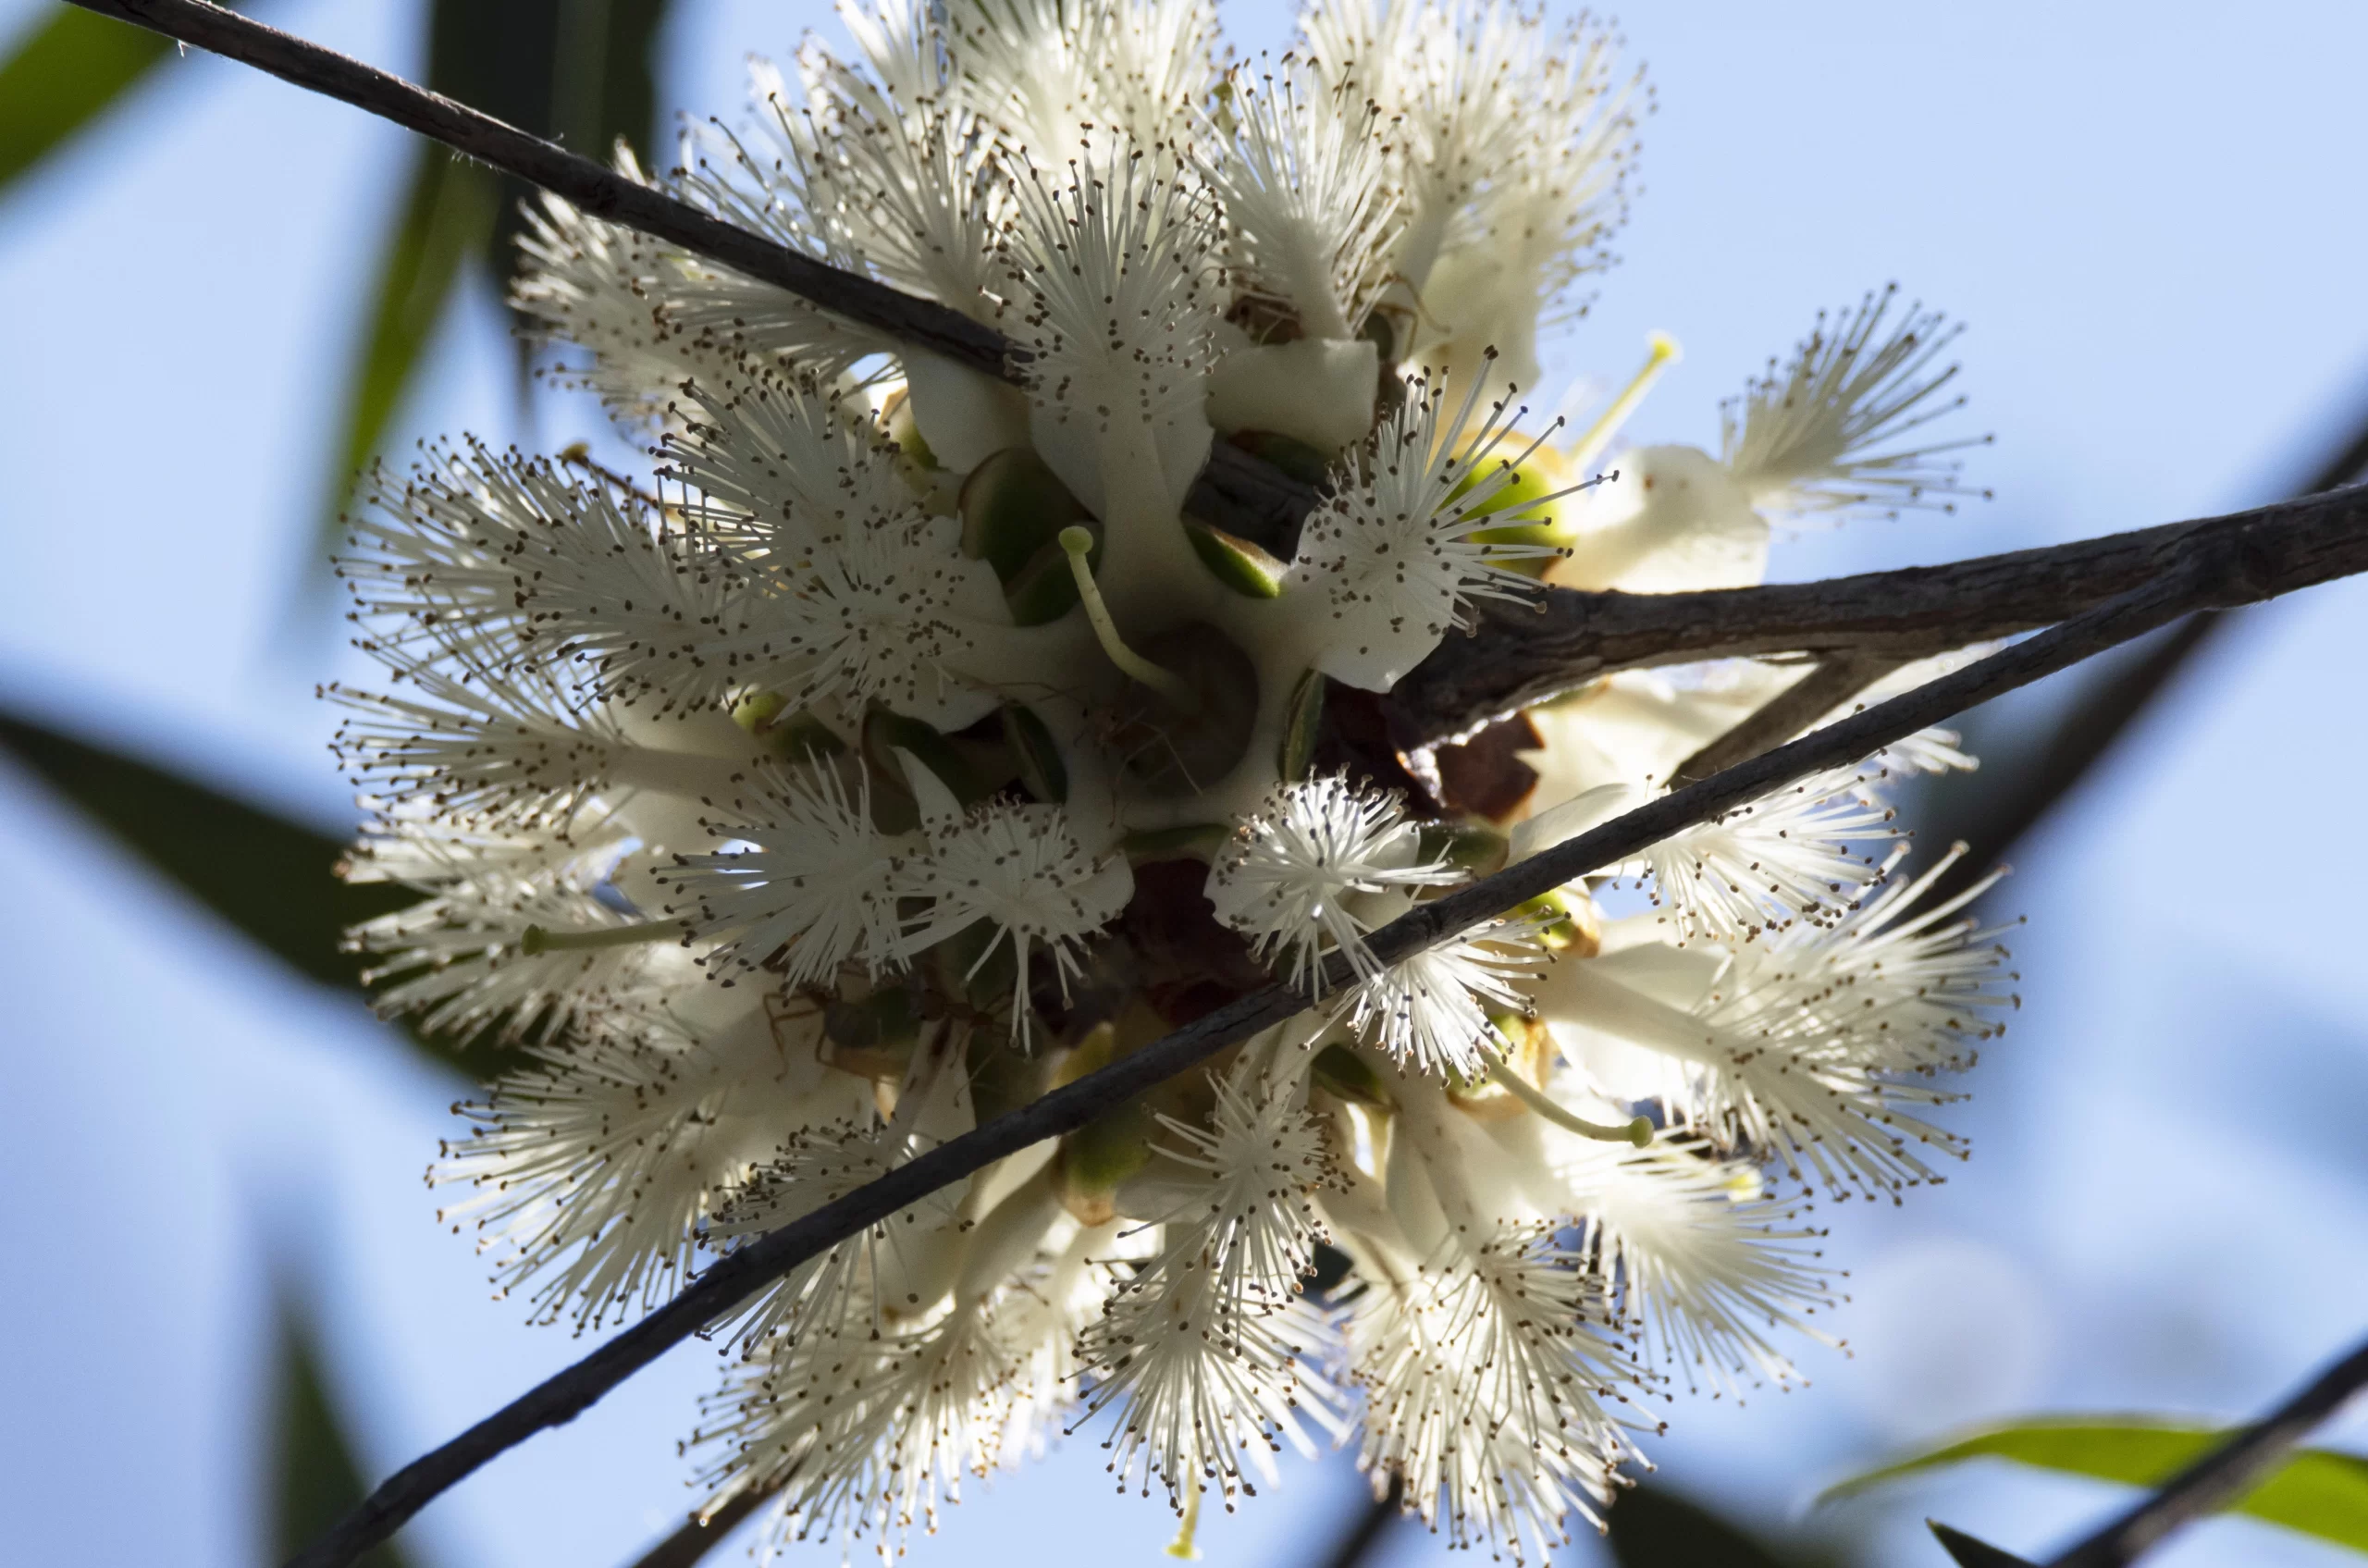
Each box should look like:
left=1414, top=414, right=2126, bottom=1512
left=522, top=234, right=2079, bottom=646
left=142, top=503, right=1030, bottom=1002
left=335, top=1, right=2015, bottom=1559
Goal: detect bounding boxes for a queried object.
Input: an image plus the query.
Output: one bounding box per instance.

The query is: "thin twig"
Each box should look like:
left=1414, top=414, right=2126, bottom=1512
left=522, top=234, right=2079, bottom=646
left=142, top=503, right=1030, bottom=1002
left=62, top=0, right=1010, bottom=372
left=58, top=0, right=1317, bottom=547
left=79, top=7, right=2368, bottom=1565
left=63, top=0, right=2368, bottom=730
left=2047, top=1334, right=2368, bottom=1568
left=287, top=525, right=2334, bottom=1568
left=61, top=0, right=2368, bottom=747
left=1667, top=651, right=1901, bottom=788
left=1389, top=483, right=2368, bottom=744
left=1909, top=408, right=2368, bottom=912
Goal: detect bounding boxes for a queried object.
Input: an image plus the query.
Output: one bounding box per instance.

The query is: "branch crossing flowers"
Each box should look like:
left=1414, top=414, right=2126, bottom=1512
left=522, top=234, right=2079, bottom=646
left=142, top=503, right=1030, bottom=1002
left=324, top=1, right=2013, bottom=1559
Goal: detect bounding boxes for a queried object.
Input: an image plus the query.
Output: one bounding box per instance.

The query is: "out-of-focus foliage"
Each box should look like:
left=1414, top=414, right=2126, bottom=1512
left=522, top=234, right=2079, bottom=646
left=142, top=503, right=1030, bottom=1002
left=0, top=4, right=201, bottom=189
left=1826, top=1418, right=2368, bottom=1557
left=0, top=706, right=536, bottom=1077
left=272, top=1291, right=418, bottom=1568
left=0, top=2, right=677, bottom=585
left=0, top=707, right=409, bottom=986
left=1607, top=1484, right=1824, bottom=1567
left=330, top=2, right=675, bottom=562
left=1927, top=1521, right=2037, bottom=1567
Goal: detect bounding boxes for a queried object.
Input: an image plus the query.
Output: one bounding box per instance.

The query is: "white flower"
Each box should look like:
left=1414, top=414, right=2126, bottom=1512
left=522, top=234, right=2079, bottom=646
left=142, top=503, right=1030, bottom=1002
left=946, top=0, right=1219, bottom=165
left=1536, top=848, right=2017, bottom=1197
left=694, top=1292, right=1028, bottom=1557
left=1559, top=1141, right=1837, bottom=1395
left=344, top=813, right=679, bottom=1043
left=719, top=52, right=1005, bottom=318
left=995, top=1216, right=1131, bottom=1461
left=432, top=1004, right=852, bottom=1330
left=1351, top=1225, right=1646, bottom=1562
left=1003, top=145, right=1221, bottom=520
left=1340, top=921, right=1548, bottom=1081
left=1635, top=769, right=1899, bottom=940
left=1291, top=368, right=1567, bottom=690
left=660, top=366, right=918, bottom=552
left=514, top=147, right=889, bottom=415
left=900, top=799, right=1135, bottom=1029
left=693, top=1161, right=1070, bottom=1556
left=1073, top=1061, right=1342, bottom=1516
left=1144, top=1061, right=1336, bottom=1305
left=662, top=760, right=906, bottom=984
left=326, top=629, right=751, bottom=830
left=1722, top=286, right=1989, bottom=519
left=1554, top=442, right=1772, bottom=594
left=1078, top=1251, right=1338, bottom=1518
left=1322, top=2, right=1639, bottom=392
left=759, top=510, right=1015, bottom=725
left=346, top=439, right=756, bottom=713
left=704, top=1102, right=971, bottom=1350
left=1200, top=57, right=1401, bottom=341
left=1206, top=773, right=1457, bottom=989
left=317, top=0, right=2024, bottom=1555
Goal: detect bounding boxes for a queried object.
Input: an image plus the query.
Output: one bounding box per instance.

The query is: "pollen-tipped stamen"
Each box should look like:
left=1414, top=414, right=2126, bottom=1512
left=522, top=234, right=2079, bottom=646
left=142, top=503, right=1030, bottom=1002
left=1564, top=329, right=1683, bottom=473
left=518, top=920, right=682, bottom=957
left=1059, top=525, right=1201, bottom=712
left=1488, top=1056, right=1654, bottom=1146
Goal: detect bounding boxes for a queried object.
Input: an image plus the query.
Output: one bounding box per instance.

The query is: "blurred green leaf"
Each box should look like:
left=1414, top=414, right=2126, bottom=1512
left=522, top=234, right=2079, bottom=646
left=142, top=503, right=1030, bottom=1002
left=0, top=705, right=524, bottom=1076
left=0, top=707, right=401, bottom=985
left=1926, top=1522, right=2037, bottom=1567
left=320, top=145, right=500, bottom=518
left=431, top=0, right=676, bottom=296
left=1823, top=1418, right=2368, bottom=1556
left=304, top=0, right=679, bottom=594
left=1607, top=1484, right=1818, bottom=1568
left=0, top=7, right=173, bottom=192
left=271, top=1295, right=416, bottom=1568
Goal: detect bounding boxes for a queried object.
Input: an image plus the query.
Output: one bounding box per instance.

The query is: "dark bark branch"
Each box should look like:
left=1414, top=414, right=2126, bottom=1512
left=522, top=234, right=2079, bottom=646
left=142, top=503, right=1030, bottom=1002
left=1666, top=652, right=1900, bottom=788
left=82, top=7, right=2368, bottom=1566
left=1910, top=410, right=2368, bottom=912
left=1389, top=482, right=2368, bottom=743
left=61, top=0, right=2368, bottom=750
left=286, top=519, right=2336, bottom=1568
left=62, top=0, right=1014, bottom=375
left=57, top=0, right=1317, bottom=544
left=2046, top=1334, right=2368, bottom=1567
left=1914, top=611, right=2227, bottom=914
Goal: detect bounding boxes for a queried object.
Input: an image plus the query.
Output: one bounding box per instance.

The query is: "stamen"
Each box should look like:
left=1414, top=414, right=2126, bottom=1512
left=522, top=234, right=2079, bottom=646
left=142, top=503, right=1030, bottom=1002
left=1059, top=525, right=1200, bottom=711
left=518, top=920, right=681, bottom=957
left=1487, top=1057, right=1653, bottom=1146
left=1565, top=329, right=1683, bottom=472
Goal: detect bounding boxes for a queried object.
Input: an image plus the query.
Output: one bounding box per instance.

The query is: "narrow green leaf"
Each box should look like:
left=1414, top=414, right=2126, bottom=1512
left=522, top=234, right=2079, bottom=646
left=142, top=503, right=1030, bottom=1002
left=0, top=705, right=521, bottom=1076
left=298, top=1, right=680, bottom=599
left=1822, top=1417, right=2368, bottom=1556
left=427, top=0, right=563, bottom=319
left=564, top=0, right=677, bottom=168
left=0, top=708, right=402, bottom=985
left=271, top=1296, right=416, bottom=1568
left=427, top=0, right=672, bottom=303
left=323, top=146, right=499, bottom=514
left=0, top=8, right=171, bottom=192
left=1607, top=1484, right=1817, bottom=1568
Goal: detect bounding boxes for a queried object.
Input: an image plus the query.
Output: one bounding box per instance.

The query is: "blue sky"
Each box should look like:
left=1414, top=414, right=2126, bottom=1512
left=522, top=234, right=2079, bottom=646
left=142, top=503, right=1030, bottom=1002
left=2, top=3, right=2364, bottom=1565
